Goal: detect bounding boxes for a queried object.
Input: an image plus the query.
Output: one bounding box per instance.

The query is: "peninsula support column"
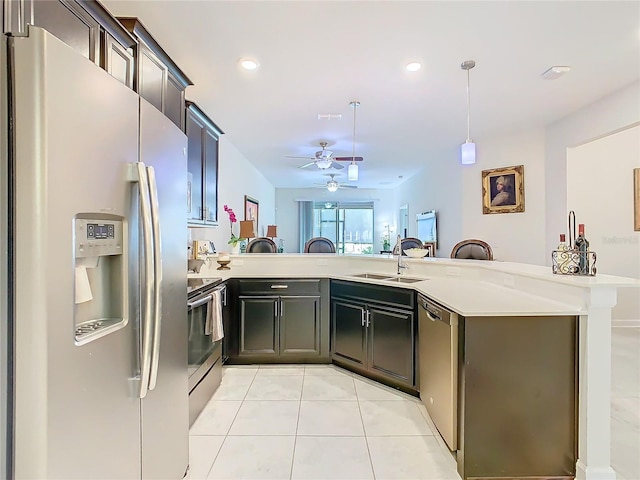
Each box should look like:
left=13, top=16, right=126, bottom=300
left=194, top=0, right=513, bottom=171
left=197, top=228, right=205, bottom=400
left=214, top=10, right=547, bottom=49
left=576, top=287, right=617, bottom=480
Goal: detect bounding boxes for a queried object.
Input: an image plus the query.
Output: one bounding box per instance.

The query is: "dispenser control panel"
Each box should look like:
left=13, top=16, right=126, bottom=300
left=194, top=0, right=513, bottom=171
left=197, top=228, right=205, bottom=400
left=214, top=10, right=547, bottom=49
left=75, top=218, right=123, bottom=257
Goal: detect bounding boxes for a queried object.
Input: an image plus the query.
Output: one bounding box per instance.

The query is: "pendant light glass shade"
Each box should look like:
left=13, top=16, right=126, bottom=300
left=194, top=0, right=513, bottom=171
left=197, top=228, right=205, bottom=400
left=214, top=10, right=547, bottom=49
left=348, top=163, right=358, bottom=181
left=327, top=181, right=339, bottom=192
left=460, top=60, right=476, bottom=165
left=460, top=141, right=476, bottom=165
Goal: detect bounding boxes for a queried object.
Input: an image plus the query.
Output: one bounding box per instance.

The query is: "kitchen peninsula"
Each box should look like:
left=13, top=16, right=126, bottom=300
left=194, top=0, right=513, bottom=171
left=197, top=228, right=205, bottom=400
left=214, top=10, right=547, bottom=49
left=190, top=253, right=639, bottom=480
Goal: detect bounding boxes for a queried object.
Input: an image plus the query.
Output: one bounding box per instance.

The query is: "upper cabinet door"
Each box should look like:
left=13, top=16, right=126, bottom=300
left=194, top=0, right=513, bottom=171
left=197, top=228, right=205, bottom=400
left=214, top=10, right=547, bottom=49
left=165, top=73, right=185, bottom=130
left=185, top=101, right=224, bottom=226
left=31, top=0, right=100, bottom=62
left=118, top=17, right=193, bottom=130
left=186, top=108, right=205, bottom=223
left=138, top=44, right=167, bottom=113
left=204, top=129, right=219, bottom=224
left=103, top=33, right=134, bottom=88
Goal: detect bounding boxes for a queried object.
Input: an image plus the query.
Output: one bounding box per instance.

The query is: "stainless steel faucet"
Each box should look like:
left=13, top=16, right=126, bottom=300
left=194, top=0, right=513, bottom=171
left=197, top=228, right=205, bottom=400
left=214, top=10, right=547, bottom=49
left=396, top=234, right=408, bottom=275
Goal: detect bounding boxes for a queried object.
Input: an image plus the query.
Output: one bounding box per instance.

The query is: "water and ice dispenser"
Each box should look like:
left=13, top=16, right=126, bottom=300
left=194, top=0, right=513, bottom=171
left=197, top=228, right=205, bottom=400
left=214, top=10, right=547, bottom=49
left=74, top=214, right=127, bottom=345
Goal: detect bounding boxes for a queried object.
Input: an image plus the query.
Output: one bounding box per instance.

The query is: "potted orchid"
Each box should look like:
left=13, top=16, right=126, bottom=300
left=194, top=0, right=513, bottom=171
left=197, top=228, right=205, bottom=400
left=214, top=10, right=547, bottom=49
left=224, top=205, right=243, bottom=252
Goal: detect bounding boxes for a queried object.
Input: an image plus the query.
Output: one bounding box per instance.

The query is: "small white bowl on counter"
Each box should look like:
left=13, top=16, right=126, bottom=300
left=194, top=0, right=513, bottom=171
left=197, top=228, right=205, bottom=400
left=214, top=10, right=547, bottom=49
left=403, top=248, right=429, bottom=258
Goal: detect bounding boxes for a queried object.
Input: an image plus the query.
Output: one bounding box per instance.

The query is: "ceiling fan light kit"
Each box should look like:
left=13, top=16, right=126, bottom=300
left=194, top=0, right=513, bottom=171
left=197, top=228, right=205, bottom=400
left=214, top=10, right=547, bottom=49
left=460, top=60, right=476, bottom=165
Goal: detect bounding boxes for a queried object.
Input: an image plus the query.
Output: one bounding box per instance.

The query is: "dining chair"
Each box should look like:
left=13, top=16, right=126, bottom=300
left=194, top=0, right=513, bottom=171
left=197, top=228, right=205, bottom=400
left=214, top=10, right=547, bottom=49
left=245, top=237, right=278, bottom=253
left=450, top=239, right=493, bottom=260
left=303, top=237, right=336, bottom=253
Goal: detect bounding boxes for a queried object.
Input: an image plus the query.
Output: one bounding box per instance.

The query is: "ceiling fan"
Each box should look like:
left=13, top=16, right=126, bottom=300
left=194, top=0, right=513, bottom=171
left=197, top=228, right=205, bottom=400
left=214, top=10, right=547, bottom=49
left=314, top=174, right=358, bottom=192
left=288, top=142, right=363, bottom=170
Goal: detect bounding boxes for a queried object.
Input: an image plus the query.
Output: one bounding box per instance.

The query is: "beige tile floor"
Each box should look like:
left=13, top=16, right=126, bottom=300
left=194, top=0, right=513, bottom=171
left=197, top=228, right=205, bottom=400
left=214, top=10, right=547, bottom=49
left=188, top=364, right=459, bottom=480
left=189, top=326, right=640, bottom=480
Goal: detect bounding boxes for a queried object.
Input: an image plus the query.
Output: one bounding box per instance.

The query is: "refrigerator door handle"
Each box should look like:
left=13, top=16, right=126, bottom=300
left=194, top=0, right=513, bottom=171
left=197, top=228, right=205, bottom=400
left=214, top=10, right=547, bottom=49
left=136, top=162, right=155, bottom=399
left=147, top=166, right=163, bottom=391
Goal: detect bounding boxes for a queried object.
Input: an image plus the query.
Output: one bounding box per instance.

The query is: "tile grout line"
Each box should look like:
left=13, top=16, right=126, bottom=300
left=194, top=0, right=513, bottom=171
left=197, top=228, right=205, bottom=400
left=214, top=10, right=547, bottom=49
left=204, top=367, right=259, bottom=479
left=289, top=368, right=308, bottom=479
left=354, top=376, right=377, bottom=480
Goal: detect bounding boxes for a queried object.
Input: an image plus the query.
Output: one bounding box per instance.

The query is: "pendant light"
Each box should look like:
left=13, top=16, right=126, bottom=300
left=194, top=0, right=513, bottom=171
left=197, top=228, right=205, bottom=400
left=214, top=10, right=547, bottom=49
left=348, top=100, right=360, bottom=181
left=460, top=60, right=476, bottom=165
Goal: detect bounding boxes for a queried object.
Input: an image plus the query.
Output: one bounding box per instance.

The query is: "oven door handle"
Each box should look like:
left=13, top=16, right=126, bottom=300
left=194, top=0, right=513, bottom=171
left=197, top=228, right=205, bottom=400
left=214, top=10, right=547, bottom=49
left=188, top=294, right=214, bottom=310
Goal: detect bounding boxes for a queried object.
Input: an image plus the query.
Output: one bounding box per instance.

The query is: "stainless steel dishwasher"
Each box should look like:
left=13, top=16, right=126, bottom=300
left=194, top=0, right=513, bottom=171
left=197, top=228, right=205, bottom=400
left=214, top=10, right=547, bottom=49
left=418, top=294, right=459, bottom=451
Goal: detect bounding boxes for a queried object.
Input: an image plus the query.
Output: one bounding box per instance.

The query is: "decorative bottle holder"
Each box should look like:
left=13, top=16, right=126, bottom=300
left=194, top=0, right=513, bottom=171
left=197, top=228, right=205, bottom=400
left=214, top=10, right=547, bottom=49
left=551, top=249, right=597, bottom=276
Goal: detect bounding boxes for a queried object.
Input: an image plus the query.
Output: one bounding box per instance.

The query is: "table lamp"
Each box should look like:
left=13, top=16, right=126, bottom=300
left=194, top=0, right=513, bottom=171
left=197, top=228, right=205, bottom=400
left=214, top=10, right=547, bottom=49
left=266, top=225, right=278, bottom=239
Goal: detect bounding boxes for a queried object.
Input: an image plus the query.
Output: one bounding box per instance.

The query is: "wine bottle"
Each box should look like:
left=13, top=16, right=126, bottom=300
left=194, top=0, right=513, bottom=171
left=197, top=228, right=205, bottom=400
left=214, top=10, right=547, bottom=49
left=574, top=224, right=590, bottom=274
left=556, top=233, right=574, bottom=274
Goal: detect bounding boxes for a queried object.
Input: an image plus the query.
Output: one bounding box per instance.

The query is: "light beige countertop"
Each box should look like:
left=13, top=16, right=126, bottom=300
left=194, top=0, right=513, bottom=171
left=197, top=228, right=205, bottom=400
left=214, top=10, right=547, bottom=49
left=188, top=253, right=639, bottom=317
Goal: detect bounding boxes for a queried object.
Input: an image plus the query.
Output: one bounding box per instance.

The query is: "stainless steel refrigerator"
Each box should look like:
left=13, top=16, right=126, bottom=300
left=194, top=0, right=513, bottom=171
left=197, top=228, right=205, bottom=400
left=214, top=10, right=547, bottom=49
left=1, top=26, right=189, bottom=479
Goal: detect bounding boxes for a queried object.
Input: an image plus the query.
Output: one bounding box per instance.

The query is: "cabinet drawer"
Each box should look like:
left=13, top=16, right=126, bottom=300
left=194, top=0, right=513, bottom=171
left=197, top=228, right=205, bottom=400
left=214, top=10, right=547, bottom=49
left=331, top=280, right=415, bottom=310
left=239, top=279, right=321, bottom=296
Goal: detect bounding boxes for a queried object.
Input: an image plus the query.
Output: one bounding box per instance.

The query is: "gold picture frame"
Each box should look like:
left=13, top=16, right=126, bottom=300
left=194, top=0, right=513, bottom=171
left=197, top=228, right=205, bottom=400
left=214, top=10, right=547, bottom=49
left=634, top=168, right=640, bottom=231
left=482, top=165, right=525, bottom=214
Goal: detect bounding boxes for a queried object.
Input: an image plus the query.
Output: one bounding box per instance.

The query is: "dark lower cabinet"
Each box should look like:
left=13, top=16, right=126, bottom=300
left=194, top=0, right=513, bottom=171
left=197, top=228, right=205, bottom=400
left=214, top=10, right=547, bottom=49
left=227, top=279, right=330, bottom=363
left=368, top=305, right=414, bottom=384
left=331, top=280, right=416, bottom=393
left=280, top=296, right=322, bottom=356
left=457, top=315, right=578, bottom=479
left=332, top=300, right=367, bottom=367
left=240, top=297, right=279, bottom=356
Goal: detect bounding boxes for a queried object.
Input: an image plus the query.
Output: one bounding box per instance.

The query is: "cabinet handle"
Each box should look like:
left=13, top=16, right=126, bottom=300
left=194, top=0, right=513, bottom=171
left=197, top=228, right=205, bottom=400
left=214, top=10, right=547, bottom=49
left=361, top=308, right=365, bottom=327
left=366, top=310, right=371, bottom=328
left=275, top=301, right=278, bottom=317
left=270, top=285, right=289, bottom=289
left=280, top=300, right=284, bottom=317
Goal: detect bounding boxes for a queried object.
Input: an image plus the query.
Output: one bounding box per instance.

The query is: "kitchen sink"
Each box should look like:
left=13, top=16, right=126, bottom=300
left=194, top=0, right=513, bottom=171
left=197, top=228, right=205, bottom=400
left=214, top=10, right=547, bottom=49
left=350, top=273, right=426, bottom=283
left=350, top=273, right=393, bottom=280
left=383, top=276, right=426, bottom=283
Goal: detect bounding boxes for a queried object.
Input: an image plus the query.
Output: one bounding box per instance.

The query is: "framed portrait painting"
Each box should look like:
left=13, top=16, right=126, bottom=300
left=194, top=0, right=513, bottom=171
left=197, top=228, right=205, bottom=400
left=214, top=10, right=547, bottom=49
left=482, top=165, right=525, bottom=214
left=244, top=195, right=259, bottom=232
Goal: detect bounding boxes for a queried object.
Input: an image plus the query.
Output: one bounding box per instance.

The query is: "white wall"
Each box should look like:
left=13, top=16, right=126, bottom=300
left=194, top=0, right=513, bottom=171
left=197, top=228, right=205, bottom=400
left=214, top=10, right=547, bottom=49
left=394, top=148, right=463, bottom=257
left=394, top=130, right=547, bottom=263
left=190, top=137, right=276, bottom=252
left=275, top=188, right=395, bottom=253
left=460, top=129, right=547, bottom=264
left=567, top=125, right=640, bottom=320
left=545, top=81, right=640, bottom=260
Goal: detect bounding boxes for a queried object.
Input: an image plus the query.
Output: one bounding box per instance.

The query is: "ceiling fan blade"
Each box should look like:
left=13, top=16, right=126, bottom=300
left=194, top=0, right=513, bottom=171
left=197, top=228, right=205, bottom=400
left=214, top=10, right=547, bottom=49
left=298, top=162, right=317, bottom=169
left=341, top=185, right=358, bottom=189
left=329, top=161, right=344, bottom=170
left=286, top=155, right=315, bottom=160
left=334, top=156, right=364, bottom=162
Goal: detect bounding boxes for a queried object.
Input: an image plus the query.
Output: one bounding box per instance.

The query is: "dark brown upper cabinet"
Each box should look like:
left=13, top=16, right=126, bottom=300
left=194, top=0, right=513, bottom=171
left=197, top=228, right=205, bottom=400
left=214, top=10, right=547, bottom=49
left=9, top=1, right=136, bottom=89
left=118, top=17, right=193, bottom=130
left=186, top=101, right=224, bottom=226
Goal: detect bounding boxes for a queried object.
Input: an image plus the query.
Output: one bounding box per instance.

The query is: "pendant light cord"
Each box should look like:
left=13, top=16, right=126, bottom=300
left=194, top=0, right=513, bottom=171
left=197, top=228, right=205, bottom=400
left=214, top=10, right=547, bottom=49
left=466, top=68, right=471, bottom=142
left=351, top=101, right=357, bottom=164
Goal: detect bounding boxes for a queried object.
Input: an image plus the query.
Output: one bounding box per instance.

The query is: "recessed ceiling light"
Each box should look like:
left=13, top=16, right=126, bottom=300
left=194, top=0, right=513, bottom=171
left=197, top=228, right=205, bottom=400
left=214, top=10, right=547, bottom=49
left=405, top=62, right=421, bottom=72
left=541, top=65, right=571, bottom=80
left=239, top=58, right=259, bottom=71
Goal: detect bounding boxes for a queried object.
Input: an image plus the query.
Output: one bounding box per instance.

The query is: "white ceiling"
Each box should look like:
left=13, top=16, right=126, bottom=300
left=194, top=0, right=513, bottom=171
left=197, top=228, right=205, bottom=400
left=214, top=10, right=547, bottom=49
left=103, top=1, right=640, bottom=190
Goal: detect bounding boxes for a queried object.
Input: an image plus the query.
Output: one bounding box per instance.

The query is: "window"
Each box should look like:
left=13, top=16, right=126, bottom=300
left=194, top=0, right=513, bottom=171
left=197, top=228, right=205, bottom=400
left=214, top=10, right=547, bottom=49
left=310, top=202, right=374, bottom=254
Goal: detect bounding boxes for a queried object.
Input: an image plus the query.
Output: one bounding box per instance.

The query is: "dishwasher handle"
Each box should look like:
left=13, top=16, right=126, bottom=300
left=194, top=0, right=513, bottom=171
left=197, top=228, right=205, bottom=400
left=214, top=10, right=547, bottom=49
left=418, top=295, right=451, bottom=325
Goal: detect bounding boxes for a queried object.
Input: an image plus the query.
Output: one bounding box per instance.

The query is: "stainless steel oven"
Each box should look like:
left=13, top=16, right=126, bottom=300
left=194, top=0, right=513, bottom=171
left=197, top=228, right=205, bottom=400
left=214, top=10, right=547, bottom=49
left=187, top=278, right=225, bottom=425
